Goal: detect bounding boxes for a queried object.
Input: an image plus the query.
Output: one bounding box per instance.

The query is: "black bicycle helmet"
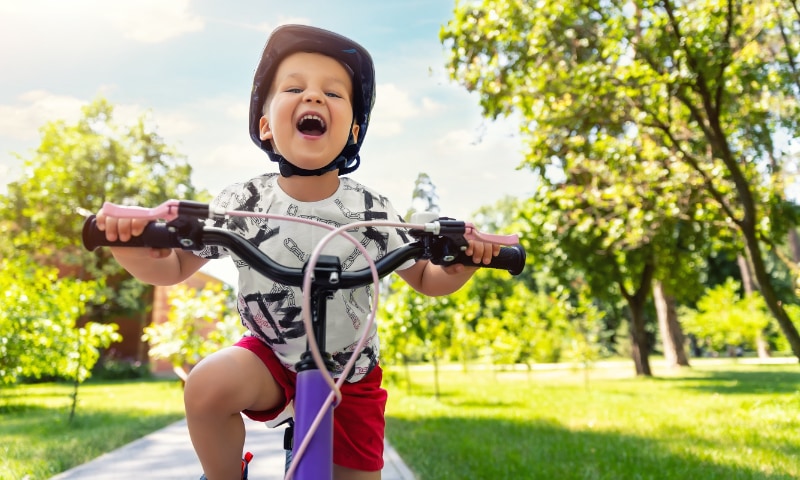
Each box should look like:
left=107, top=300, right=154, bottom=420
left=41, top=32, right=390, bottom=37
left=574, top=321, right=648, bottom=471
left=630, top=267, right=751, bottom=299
left=249, top=24, right=376, bottom=177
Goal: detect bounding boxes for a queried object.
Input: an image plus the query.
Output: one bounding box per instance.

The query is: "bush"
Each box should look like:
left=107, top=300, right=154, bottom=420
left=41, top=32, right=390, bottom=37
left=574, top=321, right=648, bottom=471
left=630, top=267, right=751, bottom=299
left=92, top=356, right=151, bottom=380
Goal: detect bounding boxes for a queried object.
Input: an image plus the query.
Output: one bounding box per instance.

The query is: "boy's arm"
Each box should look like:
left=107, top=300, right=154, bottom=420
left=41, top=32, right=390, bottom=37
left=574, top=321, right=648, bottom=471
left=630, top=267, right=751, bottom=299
left=396, top=239, right=500, bottom=296
left=98, top=212, right=208, bottom=286
left=110, top=247, right=209, bottom=286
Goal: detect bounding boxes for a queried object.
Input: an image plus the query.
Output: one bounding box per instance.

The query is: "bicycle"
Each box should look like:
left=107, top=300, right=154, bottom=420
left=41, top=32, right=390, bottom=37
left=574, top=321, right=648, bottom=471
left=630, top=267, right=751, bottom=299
left=82, top=199, right=526, bottom=480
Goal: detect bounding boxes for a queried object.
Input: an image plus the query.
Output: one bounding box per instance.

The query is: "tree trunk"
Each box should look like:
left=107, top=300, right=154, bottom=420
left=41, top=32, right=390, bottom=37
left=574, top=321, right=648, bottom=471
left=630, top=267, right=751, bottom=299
left=737, top=253, right=771, bottom=358
left=628, top=295, right=652, bottom=376
left=788, top=230, right=800, bottom=264
left=432, top=354, right=440, bottom=400
left=622, top=261, right=656, bottom=376
left=653, top=280, right=689, bottom=368
left=744, top=231, right=800, bottom=361
left=737, top=254, right=757, bottom=294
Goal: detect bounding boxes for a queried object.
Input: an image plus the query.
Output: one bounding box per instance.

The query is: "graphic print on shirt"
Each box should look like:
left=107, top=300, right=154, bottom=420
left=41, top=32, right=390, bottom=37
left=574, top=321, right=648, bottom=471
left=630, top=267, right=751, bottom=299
left=240, top=284, right=304, bottom=346
left=343, top=286, right=372, bottom=330
left=333, top=336, right=379, bottom=381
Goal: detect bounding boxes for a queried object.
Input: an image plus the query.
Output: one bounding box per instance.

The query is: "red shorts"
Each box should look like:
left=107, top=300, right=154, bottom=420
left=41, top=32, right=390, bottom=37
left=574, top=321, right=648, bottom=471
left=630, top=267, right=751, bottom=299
left=234, top=336, right=387, bottom=471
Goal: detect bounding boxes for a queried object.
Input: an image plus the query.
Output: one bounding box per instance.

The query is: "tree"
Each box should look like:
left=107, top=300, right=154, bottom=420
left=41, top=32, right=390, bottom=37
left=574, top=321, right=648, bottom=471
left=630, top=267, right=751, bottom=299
left=0, top=97, right=202, bottom=361
left=0, top=254, right=118, bottom=385
left=441, top=0, right=800, bottom=368
left=0, top=254, right=120, bottom=420
left=680, top=279, right=774, bottom=354
left=406, top=172, right=441, bottom=219
left=564, top=284, right=609, bottom=387
left=378, top=275, right=454, bottom=398
left=143, top=283, right=244, bottom=382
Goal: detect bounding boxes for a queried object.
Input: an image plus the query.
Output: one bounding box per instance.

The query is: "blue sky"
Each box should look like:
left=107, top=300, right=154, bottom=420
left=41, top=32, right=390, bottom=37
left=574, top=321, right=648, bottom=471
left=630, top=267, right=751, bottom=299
left=0, top=0, right=533, bottom=223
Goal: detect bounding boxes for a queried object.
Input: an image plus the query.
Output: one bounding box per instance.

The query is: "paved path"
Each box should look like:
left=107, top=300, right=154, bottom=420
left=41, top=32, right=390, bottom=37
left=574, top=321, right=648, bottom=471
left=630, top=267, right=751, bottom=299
left=50, top=415, right=416, bottom=479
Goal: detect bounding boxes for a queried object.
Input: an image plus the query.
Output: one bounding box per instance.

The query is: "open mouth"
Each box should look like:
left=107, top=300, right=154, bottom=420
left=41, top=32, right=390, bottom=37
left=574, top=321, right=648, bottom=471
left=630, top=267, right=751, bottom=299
left=297, top=114, right=327, bottom=136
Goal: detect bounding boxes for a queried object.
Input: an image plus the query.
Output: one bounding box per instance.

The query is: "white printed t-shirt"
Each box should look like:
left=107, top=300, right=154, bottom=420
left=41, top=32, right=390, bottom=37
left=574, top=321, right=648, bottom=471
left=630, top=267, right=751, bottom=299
left=195, top=173, right=414, bottom=382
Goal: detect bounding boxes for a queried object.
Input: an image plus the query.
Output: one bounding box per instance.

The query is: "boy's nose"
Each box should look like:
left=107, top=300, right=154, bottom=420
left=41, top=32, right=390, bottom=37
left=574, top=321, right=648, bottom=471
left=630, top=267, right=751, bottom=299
left=303, top=90, right=324, bottom=104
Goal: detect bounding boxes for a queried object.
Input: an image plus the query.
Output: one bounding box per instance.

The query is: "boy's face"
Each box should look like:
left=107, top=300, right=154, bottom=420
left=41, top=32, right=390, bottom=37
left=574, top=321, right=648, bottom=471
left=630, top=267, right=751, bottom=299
left=259, top=52, right=360, bottom=171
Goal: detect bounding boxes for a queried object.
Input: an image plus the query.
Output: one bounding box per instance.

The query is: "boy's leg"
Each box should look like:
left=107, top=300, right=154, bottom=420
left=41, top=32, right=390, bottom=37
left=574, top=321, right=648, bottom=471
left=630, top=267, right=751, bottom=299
left=184, top=345, right=284, bottom=480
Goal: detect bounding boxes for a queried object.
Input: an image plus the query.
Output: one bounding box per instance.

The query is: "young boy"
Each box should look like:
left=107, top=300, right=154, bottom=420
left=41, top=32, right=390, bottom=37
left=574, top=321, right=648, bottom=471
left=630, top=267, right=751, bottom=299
left=97, top=24, right=500, bottom=480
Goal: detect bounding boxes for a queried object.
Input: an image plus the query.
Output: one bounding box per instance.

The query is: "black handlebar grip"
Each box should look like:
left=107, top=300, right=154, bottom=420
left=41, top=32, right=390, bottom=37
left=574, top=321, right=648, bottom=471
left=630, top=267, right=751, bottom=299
left=450, top=244, right=527, bottom=276
left=82, top=216, right=179, bottom=251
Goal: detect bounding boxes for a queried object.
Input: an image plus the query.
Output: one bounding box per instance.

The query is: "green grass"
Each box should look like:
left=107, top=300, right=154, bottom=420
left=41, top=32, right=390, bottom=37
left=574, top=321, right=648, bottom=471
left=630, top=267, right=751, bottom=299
left=2, top=360, right=798, bottom=480
left=385, top=359, right=800, bottom=480
left=0, top=379, right=185, bottom=480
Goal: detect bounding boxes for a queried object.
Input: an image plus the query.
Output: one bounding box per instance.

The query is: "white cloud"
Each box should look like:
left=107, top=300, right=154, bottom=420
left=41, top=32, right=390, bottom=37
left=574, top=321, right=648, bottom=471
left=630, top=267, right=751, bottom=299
left=0, top=91, right=84, bottom=140
left=421, top=97, right=444, bottom=114
left=0, top=0, right=204, bottom=45
left=149, top=112, right=200, bottom=138
left=111, top=0, right=205, bottom=43
left=371, top=83, right=441, bottom=138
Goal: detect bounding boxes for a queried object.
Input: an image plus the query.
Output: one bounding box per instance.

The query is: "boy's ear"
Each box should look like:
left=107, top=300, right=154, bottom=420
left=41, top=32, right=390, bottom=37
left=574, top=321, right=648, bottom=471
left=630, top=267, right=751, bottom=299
left=259, top=116, right=273, bottom=141
left=350, top=123, right=360, bottom=144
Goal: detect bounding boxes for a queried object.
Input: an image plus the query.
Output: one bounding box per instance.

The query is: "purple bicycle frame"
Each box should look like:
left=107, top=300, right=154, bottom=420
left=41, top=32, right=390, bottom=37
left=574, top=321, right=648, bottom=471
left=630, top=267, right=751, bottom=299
left=293, top=369, right=334, bottom=479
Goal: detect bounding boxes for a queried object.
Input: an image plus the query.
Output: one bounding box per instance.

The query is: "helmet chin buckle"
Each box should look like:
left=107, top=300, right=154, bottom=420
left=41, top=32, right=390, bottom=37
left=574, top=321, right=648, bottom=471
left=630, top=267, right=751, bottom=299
left=277, top=157, right=342, bottom=177
left=279, top=159, right=297, bottom=177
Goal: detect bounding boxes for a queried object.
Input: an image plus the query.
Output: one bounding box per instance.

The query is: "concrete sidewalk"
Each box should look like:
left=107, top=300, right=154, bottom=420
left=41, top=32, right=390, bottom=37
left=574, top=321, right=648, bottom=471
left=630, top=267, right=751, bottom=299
left=50, top=415, right=416, bottom=479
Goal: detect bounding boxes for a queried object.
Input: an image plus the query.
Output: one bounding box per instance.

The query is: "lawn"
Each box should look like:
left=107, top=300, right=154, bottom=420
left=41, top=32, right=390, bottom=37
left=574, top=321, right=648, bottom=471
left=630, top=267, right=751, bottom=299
left=0, top=379, right=185, bottom=480
left=2, top=359, right=798, bottom=480
left=384, top=358, right=800, bottom=480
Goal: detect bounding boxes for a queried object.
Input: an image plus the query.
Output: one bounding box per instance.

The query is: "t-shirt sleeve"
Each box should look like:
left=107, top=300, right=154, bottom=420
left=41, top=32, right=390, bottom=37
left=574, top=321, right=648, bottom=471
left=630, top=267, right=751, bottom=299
left=193, top=183, right=248, bottom=260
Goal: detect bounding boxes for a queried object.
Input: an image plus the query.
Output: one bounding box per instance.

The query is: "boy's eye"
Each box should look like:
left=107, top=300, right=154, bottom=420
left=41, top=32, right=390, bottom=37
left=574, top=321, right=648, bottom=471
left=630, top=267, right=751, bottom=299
left=326, top=92, right=342, bottom=98
left=286, top=87, right=302, bottom=93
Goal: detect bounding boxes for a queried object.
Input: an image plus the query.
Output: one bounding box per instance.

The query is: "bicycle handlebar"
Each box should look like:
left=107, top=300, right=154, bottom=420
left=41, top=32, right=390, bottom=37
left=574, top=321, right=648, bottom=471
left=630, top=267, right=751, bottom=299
left=81, top=201, right=527, bottom=284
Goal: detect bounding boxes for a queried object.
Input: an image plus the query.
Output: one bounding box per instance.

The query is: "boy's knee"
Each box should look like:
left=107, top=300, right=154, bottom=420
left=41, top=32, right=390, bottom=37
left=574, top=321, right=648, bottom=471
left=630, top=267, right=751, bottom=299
left=183, top=346, right=283, bottom=415
left=184, top=354, right=238, bottom=413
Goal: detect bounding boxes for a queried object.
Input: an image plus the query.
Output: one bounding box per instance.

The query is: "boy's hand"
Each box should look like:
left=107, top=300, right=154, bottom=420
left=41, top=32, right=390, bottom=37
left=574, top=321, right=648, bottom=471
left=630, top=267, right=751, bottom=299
left=441, top=239, right=502, bottom=275
left=95, top=209, right=172, bottom=259
left=465, top=239, right=502, bottom=265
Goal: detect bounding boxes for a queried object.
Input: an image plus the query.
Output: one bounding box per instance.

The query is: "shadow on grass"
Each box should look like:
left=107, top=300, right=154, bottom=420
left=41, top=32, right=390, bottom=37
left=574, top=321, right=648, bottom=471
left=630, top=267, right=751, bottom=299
left=669, top=368, right=800, bottom=395
left=386, top=415, right=798, bottom=480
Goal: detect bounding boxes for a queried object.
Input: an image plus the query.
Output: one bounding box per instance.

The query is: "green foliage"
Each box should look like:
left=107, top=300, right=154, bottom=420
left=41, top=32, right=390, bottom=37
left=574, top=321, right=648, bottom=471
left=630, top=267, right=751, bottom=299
left=440, top=0, right=800, bottom=363
left=142, top=283, right=244, bottom=371
left=0, top=254, right=119, bottom=386
left=91, top=356, right=151, bottom=380
left=378, top=275, right=455, bottom=364
left=0, top=97, right=202, bottom=318
left=563, top=285, right=610, bottom=368
left=477, top=274, right=570, bottom=364
left=680, top=279, right=774, bottom=352
left=381, top=192, right=623, bottom=370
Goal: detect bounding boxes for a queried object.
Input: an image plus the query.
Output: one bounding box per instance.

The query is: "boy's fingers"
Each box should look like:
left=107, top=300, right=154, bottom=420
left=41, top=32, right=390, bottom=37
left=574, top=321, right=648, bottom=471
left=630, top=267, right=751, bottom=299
left=131, top=219, right=148, bottom=237
left=104, top=216, right=119, bottom=241
left=465, top=241, right=501, bottom=264
left=96, top=212, right=107, bottom=231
